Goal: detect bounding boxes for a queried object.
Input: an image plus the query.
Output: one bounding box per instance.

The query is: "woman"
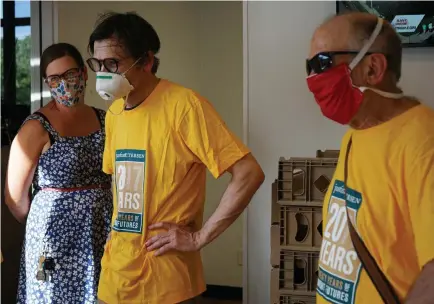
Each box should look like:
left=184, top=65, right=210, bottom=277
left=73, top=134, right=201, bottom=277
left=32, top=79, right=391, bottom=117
left=5, top=43, right=113, bottom=303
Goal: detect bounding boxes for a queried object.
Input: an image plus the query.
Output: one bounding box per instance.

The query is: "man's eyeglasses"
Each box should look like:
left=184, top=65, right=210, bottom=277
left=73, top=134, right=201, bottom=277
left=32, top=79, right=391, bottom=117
left=44, top=68, right=82, bottom=87
left=305, top=51, right=374, bottom=76
left=86, top=58, right=120, bottom=73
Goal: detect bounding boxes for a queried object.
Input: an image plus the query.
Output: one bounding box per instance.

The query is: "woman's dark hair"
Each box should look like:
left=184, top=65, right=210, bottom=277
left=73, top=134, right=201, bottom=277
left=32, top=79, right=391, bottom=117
left=40, top=43, right=85, bottom=78
left=88, top=12, right=161, bottom=74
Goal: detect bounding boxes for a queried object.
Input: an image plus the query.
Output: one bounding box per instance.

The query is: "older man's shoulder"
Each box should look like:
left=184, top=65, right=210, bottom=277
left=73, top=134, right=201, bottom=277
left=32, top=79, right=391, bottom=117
left=410, top=103, right=434, bottom=128
left=402, top=103, right=434, bottom=149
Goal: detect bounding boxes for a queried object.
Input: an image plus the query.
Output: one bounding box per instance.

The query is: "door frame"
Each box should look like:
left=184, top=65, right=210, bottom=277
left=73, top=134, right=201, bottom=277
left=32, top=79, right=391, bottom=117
left=30, top=0, right=58, bottom=113
left=242, top=1, right=250, bottom=303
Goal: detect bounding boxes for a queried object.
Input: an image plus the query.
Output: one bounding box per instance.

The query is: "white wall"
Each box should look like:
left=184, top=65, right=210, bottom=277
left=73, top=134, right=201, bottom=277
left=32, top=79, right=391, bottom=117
left=245, top=1, right=434, bottom=303
left=56, top=1, right=243, bottom=287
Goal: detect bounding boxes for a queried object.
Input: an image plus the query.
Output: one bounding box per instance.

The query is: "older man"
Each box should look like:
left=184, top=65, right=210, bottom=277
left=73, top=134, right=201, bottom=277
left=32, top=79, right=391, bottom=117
left=306, top=13, right=434, bottom=304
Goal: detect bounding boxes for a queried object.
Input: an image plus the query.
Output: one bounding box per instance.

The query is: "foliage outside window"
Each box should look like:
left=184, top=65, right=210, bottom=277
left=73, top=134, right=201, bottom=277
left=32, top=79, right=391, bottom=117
left=1, top=1, right=31, bottom=105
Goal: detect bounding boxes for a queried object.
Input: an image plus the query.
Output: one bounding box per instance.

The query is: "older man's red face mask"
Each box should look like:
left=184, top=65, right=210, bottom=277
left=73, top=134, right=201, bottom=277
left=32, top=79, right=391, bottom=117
left=305, top=18, right=403, bottom=125
left=307, top=59, right=365, bottom=125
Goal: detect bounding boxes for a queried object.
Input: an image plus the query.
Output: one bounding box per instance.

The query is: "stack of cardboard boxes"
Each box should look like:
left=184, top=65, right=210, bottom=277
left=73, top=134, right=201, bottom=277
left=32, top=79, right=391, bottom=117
left=270, top=150, right=339, bottom=304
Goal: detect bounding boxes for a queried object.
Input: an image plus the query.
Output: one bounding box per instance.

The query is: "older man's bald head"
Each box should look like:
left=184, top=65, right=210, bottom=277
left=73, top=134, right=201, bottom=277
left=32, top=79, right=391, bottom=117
left=310, top=12, right=402, bottom=81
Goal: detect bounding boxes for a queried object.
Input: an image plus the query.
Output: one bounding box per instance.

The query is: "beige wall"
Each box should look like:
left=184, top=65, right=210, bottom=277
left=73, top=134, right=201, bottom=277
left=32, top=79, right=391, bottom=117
left=56, top=1, right=243, bottom=287
left=196, top=2, right=244, bottom=287
left=57, top=1, right=201, bottom=109
left=245, top=1, right=434, bottom=303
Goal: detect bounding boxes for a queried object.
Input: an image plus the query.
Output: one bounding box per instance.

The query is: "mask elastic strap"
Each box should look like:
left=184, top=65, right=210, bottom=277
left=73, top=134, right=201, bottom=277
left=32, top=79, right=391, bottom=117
left=349, top=18, right=384, bottom=70
left=122, top=58, right=142, bottom=76
left=107, top=91, right=129, bottom=116
left=360, top=87, right=404, bottom=99
left=108, top=103, right=125, bottom=115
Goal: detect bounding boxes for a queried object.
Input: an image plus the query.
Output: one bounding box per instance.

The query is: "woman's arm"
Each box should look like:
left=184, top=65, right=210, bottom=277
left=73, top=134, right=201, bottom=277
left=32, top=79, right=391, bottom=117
left=5, top=120, right=48, bottom=223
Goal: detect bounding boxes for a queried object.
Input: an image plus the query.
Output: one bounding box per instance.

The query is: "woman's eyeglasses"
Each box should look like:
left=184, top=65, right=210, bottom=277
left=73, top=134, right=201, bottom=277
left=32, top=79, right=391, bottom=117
left=45, top=68, right=82, bottom=87
left=86, top=58, right=120, bottom=73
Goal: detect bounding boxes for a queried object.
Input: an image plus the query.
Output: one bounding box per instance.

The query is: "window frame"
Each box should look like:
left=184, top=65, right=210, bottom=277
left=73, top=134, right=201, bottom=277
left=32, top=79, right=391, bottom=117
left=1, top=1, right=56, bottom=146
left=1, top=0, right=31, bottom=106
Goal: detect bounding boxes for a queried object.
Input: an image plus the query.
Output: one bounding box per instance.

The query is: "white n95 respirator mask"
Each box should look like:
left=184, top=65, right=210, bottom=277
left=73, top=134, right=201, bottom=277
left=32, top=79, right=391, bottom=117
left=95, top=58, right=141, bottom=101
left=95, top=72, right=134, bottom=101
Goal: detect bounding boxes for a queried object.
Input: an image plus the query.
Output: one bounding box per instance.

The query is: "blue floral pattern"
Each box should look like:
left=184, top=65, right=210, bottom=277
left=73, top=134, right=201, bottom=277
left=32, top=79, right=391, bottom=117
left=17, top=108, right=113, bottom=304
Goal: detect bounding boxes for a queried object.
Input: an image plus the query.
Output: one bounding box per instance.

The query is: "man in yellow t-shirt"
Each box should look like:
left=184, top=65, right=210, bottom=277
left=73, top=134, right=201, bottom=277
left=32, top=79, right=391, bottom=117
left=306, top=13, right=434, bottom=303
left=86, top=12, right=265, bottom=304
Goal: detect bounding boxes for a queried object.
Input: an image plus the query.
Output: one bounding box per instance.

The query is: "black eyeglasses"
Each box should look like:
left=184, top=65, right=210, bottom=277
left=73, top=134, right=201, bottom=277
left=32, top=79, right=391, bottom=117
left=305, top=51, right=374, bottom=76
left=86, top=58, right=120, bottom=73
left=44, top=68, right=82, bottom=87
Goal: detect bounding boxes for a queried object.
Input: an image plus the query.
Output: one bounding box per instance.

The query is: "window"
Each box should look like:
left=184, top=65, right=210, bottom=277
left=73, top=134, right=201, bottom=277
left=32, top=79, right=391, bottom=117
left=15, top=1, right=31, bottom=18
left=15, top=25, right=31, bottom=105
left=1, top=1, right=32, bottom=145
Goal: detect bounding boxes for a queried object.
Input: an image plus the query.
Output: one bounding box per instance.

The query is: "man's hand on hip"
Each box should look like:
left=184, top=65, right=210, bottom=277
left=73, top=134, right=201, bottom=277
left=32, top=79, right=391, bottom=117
left=145, top=222, right=202, bottom=256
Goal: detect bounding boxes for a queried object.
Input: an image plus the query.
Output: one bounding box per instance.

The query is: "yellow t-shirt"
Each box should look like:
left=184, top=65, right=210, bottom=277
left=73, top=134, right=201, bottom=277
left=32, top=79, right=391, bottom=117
left=317, top=104, right=434, bottom=304
left=98, top=79, right=250, bottom=304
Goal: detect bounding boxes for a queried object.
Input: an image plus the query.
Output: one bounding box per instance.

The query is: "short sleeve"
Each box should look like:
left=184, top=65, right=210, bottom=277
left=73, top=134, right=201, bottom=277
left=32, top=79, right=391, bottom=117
left=408, top=144, right=434, bottom=268
left=102, top=111, right=113, bottom=174
left=179, top=95, right=250, bottom=178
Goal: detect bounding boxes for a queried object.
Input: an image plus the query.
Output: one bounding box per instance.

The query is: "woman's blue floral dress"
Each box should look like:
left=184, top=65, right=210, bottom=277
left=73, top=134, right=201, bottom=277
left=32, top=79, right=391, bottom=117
left=17, top=107, right=113, bottom=304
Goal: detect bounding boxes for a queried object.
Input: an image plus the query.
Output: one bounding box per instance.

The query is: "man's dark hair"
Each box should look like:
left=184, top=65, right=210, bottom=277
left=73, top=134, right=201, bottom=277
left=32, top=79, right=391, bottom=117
left=352, top=17, right=402, bottom=81
left=88, top=12, right=161, bottom=74
left=40, top=43, right=85, bottom=78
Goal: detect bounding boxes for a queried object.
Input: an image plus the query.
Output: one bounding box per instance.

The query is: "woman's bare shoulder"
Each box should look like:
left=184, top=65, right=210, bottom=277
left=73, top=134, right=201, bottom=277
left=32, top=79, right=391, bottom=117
left=19, top=118, right=48, bottom=140
left=37, top=101, right=56, bottom=117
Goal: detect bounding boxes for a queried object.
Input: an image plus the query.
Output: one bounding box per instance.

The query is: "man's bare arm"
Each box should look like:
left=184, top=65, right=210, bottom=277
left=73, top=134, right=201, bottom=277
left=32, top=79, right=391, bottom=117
left=146, top=153, right=264, bottom=255
left=195, top=153, right=265, bottom=248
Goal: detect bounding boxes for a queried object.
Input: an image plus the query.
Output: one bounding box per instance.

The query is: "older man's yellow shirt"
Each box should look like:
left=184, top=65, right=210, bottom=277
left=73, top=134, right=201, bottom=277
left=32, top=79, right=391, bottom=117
left=317, top=105, right=434, bottom=304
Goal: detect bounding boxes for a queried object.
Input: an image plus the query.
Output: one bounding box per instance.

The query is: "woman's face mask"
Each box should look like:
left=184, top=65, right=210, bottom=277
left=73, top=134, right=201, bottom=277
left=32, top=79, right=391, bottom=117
left=47, top=68, right=86, bottom=107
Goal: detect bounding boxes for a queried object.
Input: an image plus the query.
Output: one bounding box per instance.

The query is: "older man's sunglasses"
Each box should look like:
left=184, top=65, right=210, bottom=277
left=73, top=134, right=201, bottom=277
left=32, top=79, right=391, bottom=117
left=306, top=51, right=374, bottom=76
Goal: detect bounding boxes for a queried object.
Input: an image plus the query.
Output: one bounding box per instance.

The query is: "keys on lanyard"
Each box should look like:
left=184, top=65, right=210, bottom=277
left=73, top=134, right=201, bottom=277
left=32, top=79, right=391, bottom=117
left=36, top=254, right=55, bottom=282
left=36, top=255, right=46, bottom=281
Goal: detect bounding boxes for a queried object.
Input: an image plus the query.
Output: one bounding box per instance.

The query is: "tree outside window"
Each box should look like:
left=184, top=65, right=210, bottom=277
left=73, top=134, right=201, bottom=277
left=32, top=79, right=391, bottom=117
left=1, top=1, right=32, bottom=146
left=15, top=26, right=31, bottom=105
left=1, top=1, right=31, bottom=105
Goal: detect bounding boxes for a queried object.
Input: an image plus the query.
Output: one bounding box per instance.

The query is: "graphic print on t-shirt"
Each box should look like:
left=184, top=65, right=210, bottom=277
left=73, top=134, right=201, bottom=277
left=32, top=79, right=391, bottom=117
left=113, top=149, right=146, bottom=234
left=317, top=180, right=363, bottom=304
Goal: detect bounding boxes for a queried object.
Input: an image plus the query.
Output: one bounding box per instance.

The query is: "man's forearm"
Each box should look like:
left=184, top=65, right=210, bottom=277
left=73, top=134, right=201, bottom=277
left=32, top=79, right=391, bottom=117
left=405, top=260, right=434, bottom=303
left=196, top=171, right=263, bottom=249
